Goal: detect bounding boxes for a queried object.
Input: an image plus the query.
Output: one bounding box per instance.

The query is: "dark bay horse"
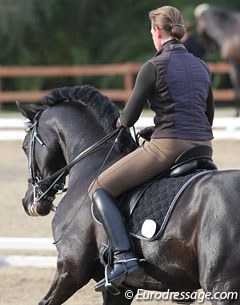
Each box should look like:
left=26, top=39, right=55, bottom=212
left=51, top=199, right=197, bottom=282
left=194, top=4, right=240, bottom=116
left=18, top=85, right=240, bottom=305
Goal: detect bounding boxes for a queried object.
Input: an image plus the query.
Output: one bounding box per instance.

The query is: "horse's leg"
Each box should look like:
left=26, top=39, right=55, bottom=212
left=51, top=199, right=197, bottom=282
left=195, top=174, right=240, bottom=305
left=229, top=60, right=240, bottom=116
left=38, top=270, right=60, bottom=305
left=207, top=283, right=239, bottom=305
left=102, top=288, right=137, bottom=305
left=38, top=258, right=93, bottom=305
left=201, top=272, right=240, bottom=305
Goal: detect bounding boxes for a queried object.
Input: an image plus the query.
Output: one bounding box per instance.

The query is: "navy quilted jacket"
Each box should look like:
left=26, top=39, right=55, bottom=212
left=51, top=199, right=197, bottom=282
left=120, top=39, right=214, bottom=141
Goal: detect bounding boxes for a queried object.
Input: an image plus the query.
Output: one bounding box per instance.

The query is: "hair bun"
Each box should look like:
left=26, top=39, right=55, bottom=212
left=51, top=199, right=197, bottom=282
left=171, top=24, right=185, bottom=40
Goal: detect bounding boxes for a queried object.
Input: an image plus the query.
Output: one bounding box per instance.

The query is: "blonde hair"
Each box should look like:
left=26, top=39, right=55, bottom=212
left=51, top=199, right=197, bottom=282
left=149, top=6, right=185, bottom=40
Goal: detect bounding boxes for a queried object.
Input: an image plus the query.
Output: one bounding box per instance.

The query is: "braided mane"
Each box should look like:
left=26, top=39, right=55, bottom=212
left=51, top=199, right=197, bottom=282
left=21, top=84, right=137, bottom=153
left=41, top=85, right=120, bottom=133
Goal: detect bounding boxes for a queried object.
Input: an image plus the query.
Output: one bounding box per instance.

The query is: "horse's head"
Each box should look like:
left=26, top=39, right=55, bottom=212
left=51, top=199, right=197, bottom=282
left=18, top=102, right=67, bottom=216
left=194, top=4, right=219, bottom=52
left=18, top=85, right=137, bottom=216
left=194, top=4, right=240, bottom=59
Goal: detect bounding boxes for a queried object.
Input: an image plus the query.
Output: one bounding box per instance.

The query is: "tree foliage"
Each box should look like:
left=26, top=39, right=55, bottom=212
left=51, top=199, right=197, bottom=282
left=0, top=0, right=240, bottom=91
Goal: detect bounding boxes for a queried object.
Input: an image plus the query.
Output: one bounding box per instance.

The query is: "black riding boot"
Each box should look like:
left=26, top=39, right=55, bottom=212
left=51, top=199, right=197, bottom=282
left=92, top=188, right=140, bottom=294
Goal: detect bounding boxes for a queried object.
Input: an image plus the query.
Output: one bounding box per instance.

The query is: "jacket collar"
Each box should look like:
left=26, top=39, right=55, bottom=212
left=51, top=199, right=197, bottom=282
left=155, top=39, right=187, bottom=56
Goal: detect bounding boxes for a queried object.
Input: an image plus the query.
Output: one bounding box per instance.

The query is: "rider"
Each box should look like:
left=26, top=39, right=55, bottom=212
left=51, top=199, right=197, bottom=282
left=89, top=5, right=214, bottom=293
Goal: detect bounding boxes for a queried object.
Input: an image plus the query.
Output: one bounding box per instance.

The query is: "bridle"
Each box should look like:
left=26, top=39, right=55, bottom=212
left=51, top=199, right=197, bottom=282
left=27, top=111, right=120, bottom=215
left=27, top=113, right=66, bottom=213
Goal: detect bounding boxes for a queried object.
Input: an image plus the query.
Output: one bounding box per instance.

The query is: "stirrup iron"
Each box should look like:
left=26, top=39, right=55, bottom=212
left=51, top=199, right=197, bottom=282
left=103, top=264, right=121, bottom=295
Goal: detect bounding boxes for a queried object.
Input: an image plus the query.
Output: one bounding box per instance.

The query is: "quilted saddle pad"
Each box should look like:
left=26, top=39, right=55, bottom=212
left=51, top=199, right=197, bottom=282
left=120, top=171, right=209, bottom=241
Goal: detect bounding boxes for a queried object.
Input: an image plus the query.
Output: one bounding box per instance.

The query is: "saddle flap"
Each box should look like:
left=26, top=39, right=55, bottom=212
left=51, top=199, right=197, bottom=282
left=125, top=171, right=211, bottom=241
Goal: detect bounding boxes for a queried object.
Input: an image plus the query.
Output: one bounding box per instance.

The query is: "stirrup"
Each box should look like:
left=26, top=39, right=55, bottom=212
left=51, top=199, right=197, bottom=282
left=105, top=263, right=121, bottom=295
left=94, top=263, right=121, bottom=295
left=104, top=282, right=121, bottom=295
left=95, top=257, right=139, bottom=294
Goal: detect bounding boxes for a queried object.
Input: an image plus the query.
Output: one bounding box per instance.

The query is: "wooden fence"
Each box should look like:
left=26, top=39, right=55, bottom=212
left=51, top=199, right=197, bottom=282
left=0, top=62, right=236, bottom=110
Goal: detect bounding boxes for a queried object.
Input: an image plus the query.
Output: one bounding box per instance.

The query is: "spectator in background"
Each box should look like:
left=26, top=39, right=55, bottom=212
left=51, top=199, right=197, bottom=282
left=182, top=23, right=206, bottom=59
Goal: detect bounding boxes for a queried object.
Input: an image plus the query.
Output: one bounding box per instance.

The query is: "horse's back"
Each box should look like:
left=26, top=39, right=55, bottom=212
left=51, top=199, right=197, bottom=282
left=167, top=170, right=240, bottom=293
left=167, top=169, right=240, bottom=253
left=136, top=170, right=240, bottom=293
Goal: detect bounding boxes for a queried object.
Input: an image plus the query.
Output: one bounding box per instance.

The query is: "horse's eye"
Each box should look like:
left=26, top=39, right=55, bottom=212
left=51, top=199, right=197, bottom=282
left=22, top=144, right=28, bottom=153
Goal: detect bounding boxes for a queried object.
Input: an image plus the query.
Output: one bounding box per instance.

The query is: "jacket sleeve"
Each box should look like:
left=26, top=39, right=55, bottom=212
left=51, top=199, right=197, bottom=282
left=120, top=61, right=156, bottom=127
left=206, top=86, right=215, bottom=126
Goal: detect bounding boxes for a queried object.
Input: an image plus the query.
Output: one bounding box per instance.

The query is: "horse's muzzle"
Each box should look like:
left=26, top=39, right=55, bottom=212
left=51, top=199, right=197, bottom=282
left=22, top=197, right=53, bottom=216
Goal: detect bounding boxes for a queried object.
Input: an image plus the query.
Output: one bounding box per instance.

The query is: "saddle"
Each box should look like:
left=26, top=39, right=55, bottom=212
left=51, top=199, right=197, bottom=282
left=95, top=145, right=217, bottom=274
left=93, top=145, right=217, bottom=241
left=168, top=144, right=217, bottom=177
left=118, top=144, right=217, bottom=240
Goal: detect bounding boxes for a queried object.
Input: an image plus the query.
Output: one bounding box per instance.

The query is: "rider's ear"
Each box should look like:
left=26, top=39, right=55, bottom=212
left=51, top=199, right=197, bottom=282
left=156, top=27, right=162, bottom=39
left=16, top=101, right=36, bottom=122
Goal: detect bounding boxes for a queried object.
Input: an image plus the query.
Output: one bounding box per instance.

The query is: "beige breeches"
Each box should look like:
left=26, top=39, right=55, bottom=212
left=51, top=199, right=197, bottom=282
left=88, top=138, right=212, bottom=198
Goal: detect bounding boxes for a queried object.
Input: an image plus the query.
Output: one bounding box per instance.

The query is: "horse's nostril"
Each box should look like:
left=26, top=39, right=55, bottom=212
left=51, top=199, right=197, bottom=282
left=22, top=198, right=32, bottom=216
left=35, top=200, right=52, bottom=216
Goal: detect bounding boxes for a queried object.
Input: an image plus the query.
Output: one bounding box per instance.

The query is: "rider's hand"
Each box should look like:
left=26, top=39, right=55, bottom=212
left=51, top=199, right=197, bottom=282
left=138, top=126, right=154, bottom=141
left=116, top=118, right=122, bottom=129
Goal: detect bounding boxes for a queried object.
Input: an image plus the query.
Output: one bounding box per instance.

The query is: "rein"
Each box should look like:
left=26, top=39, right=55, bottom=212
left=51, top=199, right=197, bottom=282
left=37, top=128, right=120, bottom=186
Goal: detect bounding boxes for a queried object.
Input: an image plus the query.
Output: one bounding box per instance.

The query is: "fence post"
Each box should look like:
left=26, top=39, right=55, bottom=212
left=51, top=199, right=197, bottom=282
left=124, top=63, right=135, bottom=103
left=0, top=78, right=2, bottom=111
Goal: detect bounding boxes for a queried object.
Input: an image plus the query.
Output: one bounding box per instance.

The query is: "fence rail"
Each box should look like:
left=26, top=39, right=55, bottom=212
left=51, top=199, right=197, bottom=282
left=0, top=62, right=236, bottom=110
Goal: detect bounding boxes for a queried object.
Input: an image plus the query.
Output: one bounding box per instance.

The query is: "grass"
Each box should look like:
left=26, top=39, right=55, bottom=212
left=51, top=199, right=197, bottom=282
left=0, top=111, right=23, bottom=118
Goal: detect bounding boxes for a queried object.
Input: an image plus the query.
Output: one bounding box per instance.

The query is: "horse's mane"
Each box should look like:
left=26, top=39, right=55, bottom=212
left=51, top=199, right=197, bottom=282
left=43, top=85, right=120, bottom=133
left=22, top=84, right=137, bottom=153
left=39, top=85, right=120, bottom=133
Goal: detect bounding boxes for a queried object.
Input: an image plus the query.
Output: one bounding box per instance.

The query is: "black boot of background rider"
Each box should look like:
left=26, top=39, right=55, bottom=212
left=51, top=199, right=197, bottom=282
left=92, top=188, right=140, bottom=294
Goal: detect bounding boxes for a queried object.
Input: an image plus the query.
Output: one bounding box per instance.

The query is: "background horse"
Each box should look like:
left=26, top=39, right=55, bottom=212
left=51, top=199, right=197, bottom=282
left=194, top=4, right=240, bottom=116
left=18, top=85, right=240, bottom=305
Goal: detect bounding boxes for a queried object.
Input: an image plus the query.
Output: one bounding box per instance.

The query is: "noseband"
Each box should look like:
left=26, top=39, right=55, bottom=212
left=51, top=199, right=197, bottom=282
left=27, top=111, right=120, bottom=216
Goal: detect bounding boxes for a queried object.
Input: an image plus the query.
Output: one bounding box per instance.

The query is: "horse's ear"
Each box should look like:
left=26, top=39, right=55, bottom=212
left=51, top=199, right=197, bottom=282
left=16, top=101, right=36, bottom=122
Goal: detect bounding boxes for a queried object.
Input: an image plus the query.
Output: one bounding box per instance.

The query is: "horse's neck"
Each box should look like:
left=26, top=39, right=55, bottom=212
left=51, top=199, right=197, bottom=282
left=56, top=117, right=106, bottom=164
left=207, top=11, right=240, bottom=47
left=49, top=107, right=131, bottom=188
left=56, top=120, right=123, bottom=185
left=207, top=27, right=223, bottom=46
